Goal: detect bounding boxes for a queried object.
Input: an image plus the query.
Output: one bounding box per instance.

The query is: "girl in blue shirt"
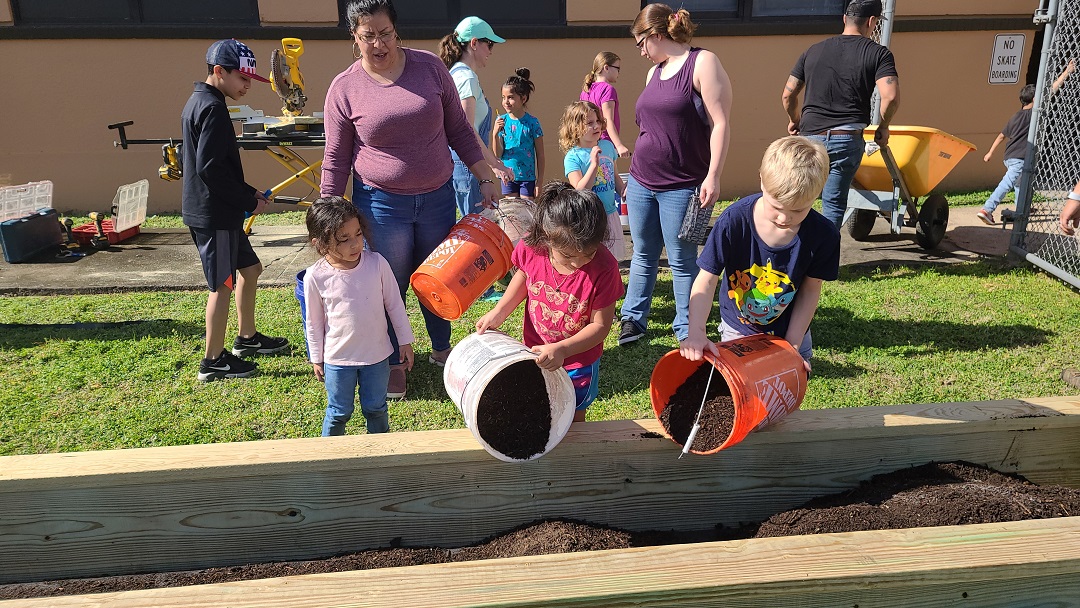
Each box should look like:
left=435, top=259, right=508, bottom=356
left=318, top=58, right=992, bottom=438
left=492, top=68, right=545, bottom=199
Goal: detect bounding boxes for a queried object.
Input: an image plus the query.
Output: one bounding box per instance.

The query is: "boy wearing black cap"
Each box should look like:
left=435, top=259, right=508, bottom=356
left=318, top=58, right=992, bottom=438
left=183, top=39, right=289, bottom=382
left=781, top=0, right=899, bottom=231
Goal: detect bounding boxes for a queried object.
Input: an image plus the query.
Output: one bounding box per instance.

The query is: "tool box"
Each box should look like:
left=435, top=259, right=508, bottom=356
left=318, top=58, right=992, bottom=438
left=71, top=219, right=140, bottom=247
left=1, top=208, right=64, bottom=263
left=1, top=181, right=53, bottom=223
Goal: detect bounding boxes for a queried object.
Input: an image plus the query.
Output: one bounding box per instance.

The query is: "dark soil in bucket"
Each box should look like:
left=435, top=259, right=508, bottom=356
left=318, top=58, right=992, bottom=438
left=475, top=360, right=551, bottom=459
left=5, top=461, right=1080, bottom=600
left=659, top=362, right=735, bottom=452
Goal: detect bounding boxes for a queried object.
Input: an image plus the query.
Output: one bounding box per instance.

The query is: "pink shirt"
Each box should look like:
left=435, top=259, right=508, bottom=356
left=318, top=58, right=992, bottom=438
left=580, top=81, right=620, bottom=142
left=303, top=253, right=415, bottom=366
left=321, top=48, right=485, bottom=196
left=511, top=241, right=624, bottom=369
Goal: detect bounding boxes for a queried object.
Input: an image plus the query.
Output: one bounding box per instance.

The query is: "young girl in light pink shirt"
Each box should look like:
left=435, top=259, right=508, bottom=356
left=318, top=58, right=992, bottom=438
left=303, top=197, right=415, bottom=436
left=475, top=182, right=623, bottom=422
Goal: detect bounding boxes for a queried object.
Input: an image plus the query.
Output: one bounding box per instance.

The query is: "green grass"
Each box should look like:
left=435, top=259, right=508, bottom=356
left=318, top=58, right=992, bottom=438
left=1, top=258, right=1078, bottom=456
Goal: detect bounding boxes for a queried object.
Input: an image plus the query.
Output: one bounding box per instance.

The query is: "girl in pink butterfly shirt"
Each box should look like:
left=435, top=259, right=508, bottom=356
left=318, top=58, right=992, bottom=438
left=476, top=181, right=624, bottom=422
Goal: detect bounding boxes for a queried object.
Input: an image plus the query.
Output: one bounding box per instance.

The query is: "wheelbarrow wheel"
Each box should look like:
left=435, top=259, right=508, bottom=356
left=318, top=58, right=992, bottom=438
left=847, top=209, right=877, bottom=241
left=915, top=193, right=949, bottom=250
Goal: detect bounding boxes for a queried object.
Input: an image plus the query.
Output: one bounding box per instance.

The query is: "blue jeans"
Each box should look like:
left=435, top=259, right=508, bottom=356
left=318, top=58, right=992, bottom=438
left=452, top=155, right=483, bottom=218
left=322, top=358, right=391, bottom=435
left=352, top=178, right=455, bottom=363
left=984, top=157, right=1024, bottom=213
left=806, top=133, right=865, bottom=229
left=621, top=176, right=700, bottom=341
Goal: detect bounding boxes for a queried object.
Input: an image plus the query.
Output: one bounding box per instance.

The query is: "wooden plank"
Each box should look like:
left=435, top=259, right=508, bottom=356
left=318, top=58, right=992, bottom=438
left=6, top=516, right=1080, bottom=607
left=1, top=397, right=1079, bottom=584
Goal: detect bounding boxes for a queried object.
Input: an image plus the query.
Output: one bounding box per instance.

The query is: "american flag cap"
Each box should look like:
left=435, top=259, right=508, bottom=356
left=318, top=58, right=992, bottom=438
left=206, top=39, right=270, bottom=83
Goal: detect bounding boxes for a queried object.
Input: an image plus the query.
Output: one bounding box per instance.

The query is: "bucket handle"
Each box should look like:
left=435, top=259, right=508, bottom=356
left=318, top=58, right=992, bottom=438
left=493, top=198, right=534, bottom=242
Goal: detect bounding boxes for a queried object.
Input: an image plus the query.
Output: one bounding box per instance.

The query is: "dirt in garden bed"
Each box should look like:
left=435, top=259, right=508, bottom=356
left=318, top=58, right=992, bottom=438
left=476, top=360, right=552, bottom=459
left=6, top=461, right=1080, bottom=600
left=659, top=361, right=735, bottom=452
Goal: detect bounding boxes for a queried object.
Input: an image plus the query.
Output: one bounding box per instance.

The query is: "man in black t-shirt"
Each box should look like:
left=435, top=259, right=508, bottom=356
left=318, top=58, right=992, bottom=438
left=782, top=0, right=900, bottom=229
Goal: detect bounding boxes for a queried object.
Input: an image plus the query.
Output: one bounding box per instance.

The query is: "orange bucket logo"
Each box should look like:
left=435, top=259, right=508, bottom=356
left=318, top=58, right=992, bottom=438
left=650, top=334, right=807, bottom=454
left=410, top=214, right=514, bottom=320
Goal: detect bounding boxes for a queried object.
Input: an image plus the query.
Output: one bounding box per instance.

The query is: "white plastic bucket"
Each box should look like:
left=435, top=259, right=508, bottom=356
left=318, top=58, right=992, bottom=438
left=443, top=331, right=576, bottom=462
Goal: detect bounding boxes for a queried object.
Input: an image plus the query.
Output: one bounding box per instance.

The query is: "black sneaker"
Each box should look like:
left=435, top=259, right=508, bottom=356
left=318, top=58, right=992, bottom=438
left=232, top=332, right=290, bottom=357
left=198, top=350, right=258, bottom=382
left=618, top=319, right=645, bottom=345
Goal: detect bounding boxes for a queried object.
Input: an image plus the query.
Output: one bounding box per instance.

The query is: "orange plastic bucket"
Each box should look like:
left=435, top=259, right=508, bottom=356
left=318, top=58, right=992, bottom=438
left=650, top=333, right=807, bottom=454
left=410, top=214, right=514, bottom=321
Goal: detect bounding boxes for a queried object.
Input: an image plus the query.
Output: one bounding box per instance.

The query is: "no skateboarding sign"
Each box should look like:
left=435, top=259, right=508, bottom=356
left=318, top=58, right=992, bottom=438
left=989, top=33, right=1025, bottom=84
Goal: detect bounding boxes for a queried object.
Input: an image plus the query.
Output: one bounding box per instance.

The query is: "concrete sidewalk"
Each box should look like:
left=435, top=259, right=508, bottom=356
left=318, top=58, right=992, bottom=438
left=0, top=208, right=1013, bottom=295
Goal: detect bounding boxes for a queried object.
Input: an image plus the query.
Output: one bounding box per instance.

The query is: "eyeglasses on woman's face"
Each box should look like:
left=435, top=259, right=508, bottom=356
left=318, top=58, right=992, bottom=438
left=634, top=35, right=650, bottom=50
left=357, top=29, right=396, bottom=44
left=478, top=38, right=495, bottom=50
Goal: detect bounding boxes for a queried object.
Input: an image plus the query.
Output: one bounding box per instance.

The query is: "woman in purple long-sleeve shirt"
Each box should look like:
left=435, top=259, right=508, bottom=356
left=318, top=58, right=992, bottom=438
left=322, top=0, right=502, bottom=400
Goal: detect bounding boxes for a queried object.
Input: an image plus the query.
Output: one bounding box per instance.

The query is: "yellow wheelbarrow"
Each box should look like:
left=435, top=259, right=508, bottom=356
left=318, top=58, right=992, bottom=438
left=845, top=126, right=976, bottom=249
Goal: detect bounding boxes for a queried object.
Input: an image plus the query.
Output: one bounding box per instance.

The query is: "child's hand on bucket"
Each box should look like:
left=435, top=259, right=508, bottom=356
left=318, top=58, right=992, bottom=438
left=679, top=332, right=719, bottom=361
left=475, top=310, right=506, bottom=334
left=531, top=343, right=566, bottom=370
left=400, top=344, right=415, bottom=371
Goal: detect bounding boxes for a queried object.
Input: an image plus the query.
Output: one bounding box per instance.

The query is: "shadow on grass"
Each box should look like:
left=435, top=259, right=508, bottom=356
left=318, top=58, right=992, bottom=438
left=837, top=258, right=1017, bottom=281
left=0, top=320, right=203, bottom=350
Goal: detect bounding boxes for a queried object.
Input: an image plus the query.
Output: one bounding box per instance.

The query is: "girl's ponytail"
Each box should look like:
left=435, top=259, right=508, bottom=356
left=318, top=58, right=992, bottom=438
left=582, top=51, right=621, bottom=92
left=438, top=34, right=464, bottom=68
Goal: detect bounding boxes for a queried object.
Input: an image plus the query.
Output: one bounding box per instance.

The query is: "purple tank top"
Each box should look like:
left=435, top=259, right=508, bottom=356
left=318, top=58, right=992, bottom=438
left=630, top=48, right=710, bottom=191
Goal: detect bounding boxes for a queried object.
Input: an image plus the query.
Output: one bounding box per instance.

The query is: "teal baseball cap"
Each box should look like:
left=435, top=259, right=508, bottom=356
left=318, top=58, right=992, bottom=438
left=454, top=16, right=505, bottom=44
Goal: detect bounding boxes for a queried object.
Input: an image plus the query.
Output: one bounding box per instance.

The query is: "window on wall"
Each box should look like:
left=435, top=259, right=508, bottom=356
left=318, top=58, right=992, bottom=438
left=13, top=0, right=261, bottom=25
left=338, top=0, right=565, bottom=28
left=650, top=0, right=846, bottom=21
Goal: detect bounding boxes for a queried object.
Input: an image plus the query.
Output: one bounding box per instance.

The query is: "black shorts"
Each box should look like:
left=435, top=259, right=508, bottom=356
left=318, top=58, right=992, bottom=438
left=189, top=227, right=260, bottom=291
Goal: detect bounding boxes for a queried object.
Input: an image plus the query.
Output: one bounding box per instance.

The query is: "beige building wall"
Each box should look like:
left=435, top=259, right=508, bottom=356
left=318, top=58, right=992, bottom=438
left=1, top=2, right=1042, bottom=213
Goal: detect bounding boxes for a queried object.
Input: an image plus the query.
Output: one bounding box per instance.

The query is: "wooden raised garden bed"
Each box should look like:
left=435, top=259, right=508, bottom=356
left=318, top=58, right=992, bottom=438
left=3, top=396, right=1080, bottom=606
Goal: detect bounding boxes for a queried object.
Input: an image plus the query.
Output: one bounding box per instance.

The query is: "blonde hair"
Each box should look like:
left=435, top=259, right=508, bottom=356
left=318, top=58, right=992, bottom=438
left=559, top=101, right=605, bottom=153
left=759, top=137, right=829, bottom=207
left=582, top=51, right=620, bottom=92
left=631, top=4, right=696, bottom=44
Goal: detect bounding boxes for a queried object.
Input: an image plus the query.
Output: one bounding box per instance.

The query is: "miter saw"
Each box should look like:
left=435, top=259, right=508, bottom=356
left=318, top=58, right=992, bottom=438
left=270, top=38, right=308, bottom=117
left=262, top=38, right=323, bottom=136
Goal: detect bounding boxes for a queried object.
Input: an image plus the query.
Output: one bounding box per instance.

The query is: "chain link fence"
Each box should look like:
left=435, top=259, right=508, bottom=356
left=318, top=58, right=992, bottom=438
left=1013, top=0, right=1080, bottom=289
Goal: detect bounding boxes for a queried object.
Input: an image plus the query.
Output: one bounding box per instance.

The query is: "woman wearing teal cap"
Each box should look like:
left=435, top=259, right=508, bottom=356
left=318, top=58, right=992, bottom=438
left=439, top=17, right=508, bottom=218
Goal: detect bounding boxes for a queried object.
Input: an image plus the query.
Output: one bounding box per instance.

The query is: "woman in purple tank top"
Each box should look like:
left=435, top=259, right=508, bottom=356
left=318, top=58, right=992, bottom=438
left=616, top=4, right=733, bottom=347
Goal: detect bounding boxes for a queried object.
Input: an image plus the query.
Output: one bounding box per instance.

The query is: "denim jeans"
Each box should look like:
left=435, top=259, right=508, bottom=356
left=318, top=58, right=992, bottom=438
left=322, top=358, right=391, bottom=436
left=620, top=176, right=700, bottom=341
left=452, top=154, right=482, bottom=218
left=352, top=177, right=455, bottom=363
left=984, top=157, right=1025, bottom=213
left=806, top=133, right=865, bottom=229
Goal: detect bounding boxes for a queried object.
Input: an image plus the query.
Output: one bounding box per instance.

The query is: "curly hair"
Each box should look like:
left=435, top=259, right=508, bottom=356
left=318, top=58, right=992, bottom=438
left=558, top=101, right=605, bottom=154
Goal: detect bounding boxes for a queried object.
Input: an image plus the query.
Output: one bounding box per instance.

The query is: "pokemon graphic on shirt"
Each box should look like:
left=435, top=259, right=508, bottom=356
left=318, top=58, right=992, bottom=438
left=727, top=260, right=796, bottom=327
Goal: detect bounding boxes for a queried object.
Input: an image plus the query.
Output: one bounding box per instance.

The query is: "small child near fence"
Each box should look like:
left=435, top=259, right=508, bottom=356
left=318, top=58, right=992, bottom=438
left=978, top=84, right=1036, bottom=225
left=475, top=182, right=624, bottom=422
left=492, top=68, right=545, bottom=199
left=560, top=100, right=627, bottom=262
left=679, top=136, right=839, bottom=371
left=303, top=197, right=415, bottom=436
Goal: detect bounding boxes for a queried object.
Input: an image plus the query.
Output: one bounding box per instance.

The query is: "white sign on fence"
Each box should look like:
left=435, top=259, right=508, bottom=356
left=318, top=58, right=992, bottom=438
left=989, top=33, right=1025, bottom=84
